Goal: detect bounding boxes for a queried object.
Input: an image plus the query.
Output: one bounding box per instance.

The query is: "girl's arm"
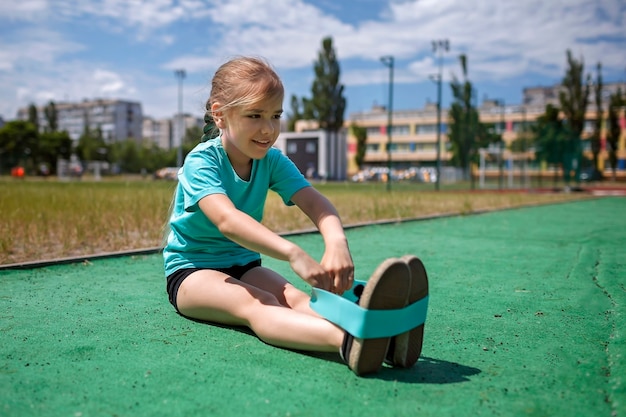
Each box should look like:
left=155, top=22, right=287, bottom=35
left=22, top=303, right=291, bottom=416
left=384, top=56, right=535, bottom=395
left=198, top=193, right=332, bottom=290
left=291, top=186, right=354, bottom=294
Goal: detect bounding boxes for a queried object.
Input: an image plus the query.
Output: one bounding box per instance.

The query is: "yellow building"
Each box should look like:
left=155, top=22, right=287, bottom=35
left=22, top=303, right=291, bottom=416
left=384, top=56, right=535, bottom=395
left=342, top=83, right=626, bottom=179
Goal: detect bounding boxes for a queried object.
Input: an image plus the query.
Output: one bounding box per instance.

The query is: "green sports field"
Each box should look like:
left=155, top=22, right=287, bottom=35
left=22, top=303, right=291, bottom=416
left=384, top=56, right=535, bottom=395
left=1, top=197, right=624, bottom=416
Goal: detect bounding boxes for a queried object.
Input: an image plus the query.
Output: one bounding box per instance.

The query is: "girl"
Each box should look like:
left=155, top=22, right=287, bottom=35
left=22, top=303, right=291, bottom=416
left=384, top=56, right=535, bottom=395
left=163, top=56, right=422, bottom=375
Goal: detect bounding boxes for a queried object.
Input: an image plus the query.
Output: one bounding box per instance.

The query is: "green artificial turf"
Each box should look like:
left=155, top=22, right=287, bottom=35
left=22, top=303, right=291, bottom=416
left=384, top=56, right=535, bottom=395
left=1, top=197, right=624, bottom=417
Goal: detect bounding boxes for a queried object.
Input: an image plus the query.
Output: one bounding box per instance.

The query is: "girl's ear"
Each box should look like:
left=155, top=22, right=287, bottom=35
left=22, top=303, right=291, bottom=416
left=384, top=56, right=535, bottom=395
left=211, top=103, right=227, bottom=129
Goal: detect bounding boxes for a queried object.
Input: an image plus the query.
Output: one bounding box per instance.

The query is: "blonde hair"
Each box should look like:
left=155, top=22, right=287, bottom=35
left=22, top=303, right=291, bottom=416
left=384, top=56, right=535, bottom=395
left=202, top=56, right=284, bottom=140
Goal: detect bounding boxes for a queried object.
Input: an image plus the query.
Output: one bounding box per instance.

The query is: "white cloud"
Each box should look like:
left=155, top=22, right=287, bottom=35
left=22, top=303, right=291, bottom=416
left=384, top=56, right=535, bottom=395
left=173, top=0, right=624, bottom=84
left=0, top=0, right=48, bottom=20
left=194, top=0, right=352, bottom=68
left=407, top=57, right=437, bottom=80
left=163, top=56, right=220, bottom=73
left=374, top=0, right=626, bottom=81
left=1, top=0, right=624, bottom=120
left=51, top=0, right=187, bottom=28
left=93, top=69, right=128, bottom=94
left=0, top=28, right=84, bottom=72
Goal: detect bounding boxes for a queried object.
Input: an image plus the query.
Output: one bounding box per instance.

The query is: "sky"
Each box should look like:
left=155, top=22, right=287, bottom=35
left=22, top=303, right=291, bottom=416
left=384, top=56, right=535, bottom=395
left=1, top=0, right=625, bottom=122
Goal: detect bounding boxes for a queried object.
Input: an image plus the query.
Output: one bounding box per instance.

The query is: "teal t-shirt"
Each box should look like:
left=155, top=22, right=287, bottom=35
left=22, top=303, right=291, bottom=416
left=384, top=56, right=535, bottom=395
left=163, top=137, right=310, bottom=277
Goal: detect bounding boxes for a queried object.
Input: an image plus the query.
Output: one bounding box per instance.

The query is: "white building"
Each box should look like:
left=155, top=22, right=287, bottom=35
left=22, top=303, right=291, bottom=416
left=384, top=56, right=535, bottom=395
left=142, top=117, right=172, bottom=149
left=275, top=129, right=347, bottom=181
left=143, top=113, right=204, bottom=150
left=17, top=99, right=143, bottom=144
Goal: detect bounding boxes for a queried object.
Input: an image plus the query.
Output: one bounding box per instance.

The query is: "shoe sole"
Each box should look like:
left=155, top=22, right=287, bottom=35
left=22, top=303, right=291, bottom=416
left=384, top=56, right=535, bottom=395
left=390, top=255, right=429, bottom=368
left=348, top=258, right=410, bottom=376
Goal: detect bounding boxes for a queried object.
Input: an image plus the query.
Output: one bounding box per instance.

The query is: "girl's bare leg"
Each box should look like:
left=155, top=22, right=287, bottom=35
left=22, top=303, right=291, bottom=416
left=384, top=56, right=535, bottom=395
left=240, top=266, right=324, bottom=317
left=176, top=269, right=344, bottom=352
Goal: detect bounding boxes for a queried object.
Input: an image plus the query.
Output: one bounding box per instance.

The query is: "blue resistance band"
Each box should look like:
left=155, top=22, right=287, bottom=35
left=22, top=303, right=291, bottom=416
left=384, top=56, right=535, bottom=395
left=310, top=280, right=429, bottom=339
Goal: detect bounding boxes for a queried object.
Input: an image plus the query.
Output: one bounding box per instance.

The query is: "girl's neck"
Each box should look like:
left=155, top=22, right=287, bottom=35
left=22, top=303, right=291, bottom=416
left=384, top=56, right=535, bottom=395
left=222, top=137, right=252, bottom=180
left=230, top=158, right=252, bottom=181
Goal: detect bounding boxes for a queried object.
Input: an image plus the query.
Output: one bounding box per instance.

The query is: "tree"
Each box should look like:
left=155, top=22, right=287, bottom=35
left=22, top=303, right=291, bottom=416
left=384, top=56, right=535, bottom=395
left=606, top=88, right=624, bottom=181
left=138, top=140, right=170, bottom=173
left=590, top=62, right=603, bottom=179
left=44, top=101, right=58, bottom=132
left=76, top=123, right=105, bottom=162
left=558, top=50, right=591, bottom=183
left=287, top=95, right=302, bottom=132
left=350, top=123, right=367, bottom=170
left=183, top=125, right=203, bottom=145
left=0, top=120, right=39, bottom=173
left=532, top=104, right=570, bottom=186
left=28, top=104, right=39, bottom=131
left=448, top=55, right=472, bottom=179
left=305, top=37, right=346, bottom=133
left=447, top=54, right=498, bottom=184
left=38, top=131, right=73, bottom=174
left=111, top=139, right=140, bottom=173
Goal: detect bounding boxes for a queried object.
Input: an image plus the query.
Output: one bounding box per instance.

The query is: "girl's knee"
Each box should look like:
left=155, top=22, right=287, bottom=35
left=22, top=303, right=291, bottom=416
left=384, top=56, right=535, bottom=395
left=254, top=290, right=283, bottom=307
left=241, top=290, right=284, bottom=317
left=284, top=285, right=312, bottom=311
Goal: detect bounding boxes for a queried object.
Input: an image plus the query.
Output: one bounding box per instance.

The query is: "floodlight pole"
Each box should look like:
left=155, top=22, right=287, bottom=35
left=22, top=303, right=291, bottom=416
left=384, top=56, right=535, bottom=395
left=496, top=98, right=505, bottom=189
left=175, top=69, right=186, bottom=168
left=432, top=39, right=449, bottom=191
left=380, top=55, right=394, bottom=191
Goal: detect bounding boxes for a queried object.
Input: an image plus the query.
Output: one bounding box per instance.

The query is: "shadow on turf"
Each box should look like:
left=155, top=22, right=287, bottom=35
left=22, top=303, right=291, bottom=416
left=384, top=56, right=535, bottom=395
left=187, top=319, right=481, bottom=383
left=378, top=356, right=481, bottom=384
left=301, top=351, right=481, bottom=383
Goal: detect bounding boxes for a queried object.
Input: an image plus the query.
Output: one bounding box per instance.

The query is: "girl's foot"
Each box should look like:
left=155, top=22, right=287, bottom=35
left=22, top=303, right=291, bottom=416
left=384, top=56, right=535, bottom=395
left=386, top=255, right=429, bottom=368
left=341, top=258, right=410, bottom=376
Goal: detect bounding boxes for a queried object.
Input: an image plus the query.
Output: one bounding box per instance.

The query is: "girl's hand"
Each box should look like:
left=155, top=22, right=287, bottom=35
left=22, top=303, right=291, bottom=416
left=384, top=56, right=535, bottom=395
left=289, top=248, right=332, bottom=291
left=290, top=186, right=354, bottom=293
left=321, top=241, right=354, bottom=295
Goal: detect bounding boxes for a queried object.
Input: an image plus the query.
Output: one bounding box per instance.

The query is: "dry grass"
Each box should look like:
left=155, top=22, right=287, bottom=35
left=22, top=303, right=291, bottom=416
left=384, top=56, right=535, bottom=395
left=0, top=178, right=589, bottom=265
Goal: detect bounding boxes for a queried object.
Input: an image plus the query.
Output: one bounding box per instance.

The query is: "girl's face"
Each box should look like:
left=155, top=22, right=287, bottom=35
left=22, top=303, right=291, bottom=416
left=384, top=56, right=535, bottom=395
left=214, top=94, right=283, bottom=166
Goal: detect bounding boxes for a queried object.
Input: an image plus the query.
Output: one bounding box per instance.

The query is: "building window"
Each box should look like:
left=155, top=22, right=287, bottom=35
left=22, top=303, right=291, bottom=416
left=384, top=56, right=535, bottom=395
left=366, top=124, right=410, bottom=136
left=287, top=143, right=297, bottom=154
left=305, top=142, right=316, bottom=153
left=413, top=143, right=436, bottom=151
left=512, top=122, right=524, bottom=132
left=366, top=126, right=383, bottom=136
left=415, top=124, right=437, bottom=134
left=393, top=143, right=411, bottom=153
left=511, top=120, right=536, bottom=133
left=391, top=125, right=410, bottom=135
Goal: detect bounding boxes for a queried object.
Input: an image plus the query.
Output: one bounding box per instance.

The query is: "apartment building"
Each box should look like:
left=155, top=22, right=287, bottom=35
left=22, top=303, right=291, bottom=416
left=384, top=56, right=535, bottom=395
left=142, top=117, right=172, bottom=149
left=523, top=82, right=626, bottom=108
left=142, top=114, right=204, bottom=150
left=17, top=99, right=143, bottom=143
left=344, top=82, right=626, bottom=176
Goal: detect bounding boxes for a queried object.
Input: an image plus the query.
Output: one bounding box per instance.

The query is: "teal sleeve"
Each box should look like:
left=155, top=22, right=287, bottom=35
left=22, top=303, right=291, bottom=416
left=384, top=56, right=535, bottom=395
left=178, top=148, right=225, bottom=212
left=268, top=149, right=310, bottom=205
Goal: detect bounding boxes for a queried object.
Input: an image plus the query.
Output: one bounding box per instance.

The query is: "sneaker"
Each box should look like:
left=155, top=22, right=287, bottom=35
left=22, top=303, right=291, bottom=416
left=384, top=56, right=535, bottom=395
left=385, top=255, right=429, bottom=368
left=342, top=258, right=410, bottom=376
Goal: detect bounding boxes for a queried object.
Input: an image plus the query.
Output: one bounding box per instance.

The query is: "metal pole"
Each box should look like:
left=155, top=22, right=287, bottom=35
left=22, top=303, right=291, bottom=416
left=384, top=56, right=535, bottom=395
left=522, top=105, right=527, bottom=188
left=432, top=39, right=449, bottom=191
left=499, top=99, right=505, bottom=189
left=380, top=56, right=394, bottom=191
left=175, top=69, right=186, bottom=167
left=435, top=73, right=442, bottom=190
left=471, top=86, right=478, bottom=190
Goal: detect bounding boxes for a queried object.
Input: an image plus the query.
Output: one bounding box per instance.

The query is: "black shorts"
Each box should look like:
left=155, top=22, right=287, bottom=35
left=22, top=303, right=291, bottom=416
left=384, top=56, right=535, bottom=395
left=166, top=259, right=262, bottom=312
